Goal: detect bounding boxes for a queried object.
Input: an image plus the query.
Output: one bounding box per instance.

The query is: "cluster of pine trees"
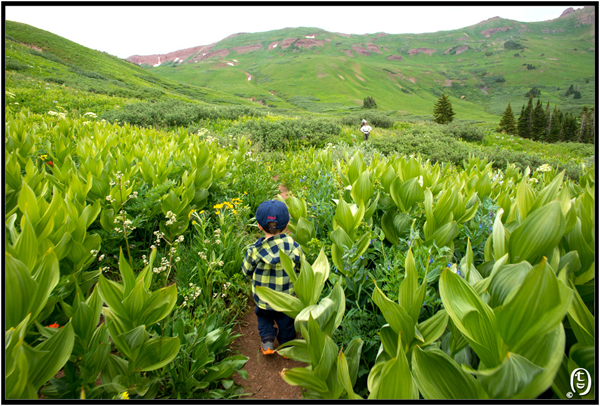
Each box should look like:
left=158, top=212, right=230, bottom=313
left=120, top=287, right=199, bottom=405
left=363, top=96, right=377, bottom=109
left=498, top=96, right=594, bottom=144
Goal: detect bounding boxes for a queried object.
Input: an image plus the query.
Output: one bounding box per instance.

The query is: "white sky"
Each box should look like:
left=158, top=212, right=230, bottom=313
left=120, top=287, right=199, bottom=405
left=6, top=5, right=584, bottom=59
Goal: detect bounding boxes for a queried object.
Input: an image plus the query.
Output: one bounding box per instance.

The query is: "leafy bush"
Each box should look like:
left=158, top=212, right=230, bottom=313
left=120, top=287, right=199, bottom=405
left=370, top=131, right=582, bottom=180
left=441, top=122, right=485, bottom=142
left=5, top=59, right=30, bottom=70
left=99, top=100, right=266, bottom=129
left=339, top=111, right=395, bottom=128
left=229, top=117, right=341, bottom=150
left=504, top=40, right=524, bottom=50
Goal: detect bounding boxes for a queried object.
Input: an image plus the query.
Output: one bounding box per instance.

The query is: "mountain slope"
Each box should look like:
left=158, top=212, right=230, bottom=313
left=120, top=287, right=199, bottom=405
left=5, top=20, right=260, bottom=107
left=131, top=7, right=595, bottom=117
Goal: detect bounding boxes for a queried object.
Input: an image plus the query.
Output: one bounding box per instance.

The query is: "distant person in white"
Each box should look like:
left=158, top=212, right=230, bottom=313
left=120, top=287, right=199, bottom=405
left=360, top=119, right=372, bottom=141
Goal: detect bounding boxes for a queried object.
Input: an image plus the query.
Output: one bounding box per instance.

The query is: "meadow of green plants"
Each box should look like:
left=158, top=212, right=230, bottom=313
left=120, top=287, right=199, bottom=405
left=5, top=71, right=595, bottom=400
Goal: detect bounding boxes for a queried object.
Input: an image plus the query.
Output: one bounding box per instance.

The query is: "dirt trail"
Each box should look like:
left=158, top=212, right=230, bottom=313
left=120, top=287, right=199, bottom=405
left=230, top=176, right=305, bottom=399
left=231, top=305, right=306, bottom=399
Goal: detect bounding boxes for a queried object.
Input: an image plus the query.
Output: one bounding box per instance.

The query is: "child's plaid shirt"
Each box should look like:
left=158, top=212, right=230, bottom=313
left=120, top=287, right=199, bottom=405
left=242, top=233, right=303, bottom=310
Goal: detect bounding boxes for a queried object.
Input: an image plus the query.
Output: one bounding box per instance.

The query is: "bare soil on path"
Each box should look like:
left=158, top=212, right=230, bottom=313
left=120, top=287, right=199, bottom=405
left=231, top=304, right=306, bottom=399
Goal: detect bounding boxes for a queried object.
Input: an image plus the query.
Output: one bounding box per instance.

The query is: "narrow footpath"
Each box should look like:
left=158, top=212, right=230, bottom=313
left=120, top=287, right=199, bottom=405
left=231, top=179, right=307, bottom=399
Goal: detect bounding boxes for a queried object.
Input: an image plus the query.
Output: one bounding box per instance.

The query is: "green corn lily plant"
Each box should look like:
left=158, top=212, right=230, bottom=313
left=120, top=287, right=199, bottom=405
left=255, top=248, right=330, bottom=318
left=284, top=195, right=316, bottom=251
left=97, top=248, right=181, bottom=397
left=38, top=287, right=112, bottom=399
left=366, top=248, right=448, bottom=399
left=431, top=255, right=574, bottom=399
left=255, top=248, right=364, bottom=399
left=5, top=250, right=76, bottom=399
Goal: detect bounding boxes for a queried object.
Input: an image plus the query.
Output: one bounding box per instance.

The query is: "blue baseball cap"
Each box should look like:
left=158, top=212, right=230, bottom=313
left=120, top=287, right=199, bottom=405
left=256, top=200, right=290, bottom=230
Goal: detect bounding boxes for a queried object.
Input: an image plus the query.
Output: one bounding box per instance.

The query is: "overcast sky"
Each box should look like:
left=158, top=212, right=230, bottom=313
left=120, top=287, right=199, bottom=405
left=6, top=5, right=583, bottom=59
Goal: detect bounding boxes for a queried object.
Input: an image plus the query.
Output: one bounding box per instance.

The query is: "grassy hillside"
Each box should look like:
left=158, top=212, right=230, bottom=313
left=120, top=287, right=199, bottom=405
left=144, top=7, right=595, bottom=119
left=4, top=21, right=262, bottom=111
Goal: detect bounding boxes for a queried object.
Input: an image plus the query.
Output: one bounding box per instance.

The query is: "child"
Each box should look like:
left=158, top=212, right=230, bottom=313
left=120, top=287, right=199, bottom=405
left=242, top=200, right=304, bottom=355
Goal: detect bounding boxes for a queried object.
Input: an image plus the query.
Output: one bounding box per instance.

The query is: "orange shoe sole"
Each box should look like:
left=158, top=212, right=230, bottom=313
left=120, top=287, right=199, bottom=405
left=261, top=348, right=275, bottom=355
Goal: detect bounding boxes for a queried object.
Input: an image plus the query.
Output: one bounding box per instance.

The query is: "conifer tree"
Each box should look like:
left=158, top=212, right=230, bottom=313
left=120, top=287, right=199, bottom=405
left=433, top=94, right=456, bottom=124
left=498, top=102, right=517, bottom=135
left=545, top=101, right=552, bottom=137
left=562, top=112, right=578, bottom=142
left=517, top=104, right=530, bottom=139
left=531, top=99, right=548, bottom=141
left=547, top=106, right=561, bottom=143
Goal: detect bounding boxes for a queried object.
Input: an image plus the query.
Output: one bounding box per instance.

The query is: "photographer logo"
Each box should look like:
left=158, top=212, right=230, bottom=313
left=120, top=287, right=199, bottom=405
left=567, top=368, right=592, bottom=398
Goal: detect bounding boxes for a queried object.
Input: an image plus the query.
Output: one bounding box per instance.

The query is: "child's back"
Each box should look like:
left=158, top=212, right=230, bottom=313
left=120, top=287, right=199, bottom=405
left=242, top=200, right=303, bottom=355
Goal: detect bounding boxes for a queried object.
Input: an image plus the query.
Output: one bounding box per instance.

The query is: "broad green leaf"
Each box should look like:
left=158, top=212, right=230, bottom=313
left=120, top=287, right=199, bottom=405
left=369, top=332, right=419, bottom=399
left=398, top=248, right=417, bottom=319
left=412, top=346, right=487, bottom=399
left=139, top=284, right=178, bottom=327
left=414, top=309, right=448, bottom=347
left=492, top=208, right=507, bottom=260
left=495, top=258, right=573, bottom=351
left=277, top=339, right=311, bottom=363
left=119, top=248, right=136, bottom=298
left=136, top=336, right=181, bottom=371
left=279, top=250, right=297, bottom=284
left=389, top=176, right=407, bottom=212
left=501, top=321, right=565, bottom=398
left=516, top=179, right=535, bottom=219
left=337, top=350, right=360, bottom=399
left=399, top=177, right=423, bottom=211
left=463, top=352, right=543, bottom=399
left=508, top=201, right=565, bottom=264
left=314, top=336, right=338, bottom=381
left=531, top=170, right=564, bottom=212
left=351, top=170, right=374, bottom=205
left=344, top=337, right=364, bottom=386
left=122, top=279, right=151, bottom=325
left=372, top=284, right=414, bottom=350
left=488, top=261, right=532, bottom=308
left=14, top=214, right=39, bottom=271
left=282, top=367, right=329, bottom=393
left=439, top=269, right=503, bottom=368
left=566, top=279, right=595, bottom=347
left=381, top=210, right=399, bottom=245
left=428, top=221, right=459, bottom=248
left=29, top=323, right=75, bottom=390
left=324, top=283, right=345, bottom=335
left=330, top=226, right=353, bottom=251
left=255, top=286, right=305, bottom=319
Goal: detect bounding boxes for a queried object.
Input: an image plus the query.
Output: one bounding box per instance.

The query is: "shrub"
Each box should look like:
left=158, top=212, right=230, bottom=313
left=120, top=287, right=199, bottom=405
left=99, top=100, right=265, bottom=129
left=230, top=117, right=341, bottom=150
left=339, top=111, right=395, bottom=128
left=5, top=60, right=30, bottom=70
left=441, top=122, right=485, bottom=142
left=504, top=40, right=524, bottom=50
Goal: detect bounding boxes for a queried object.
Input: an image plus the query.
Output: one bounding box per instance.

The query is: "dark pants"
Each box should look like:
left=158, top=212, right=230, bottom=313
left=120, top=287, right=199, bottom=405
left=255, top=306, right=296, bottom=345
left=363, top=132, right=369, bottom=141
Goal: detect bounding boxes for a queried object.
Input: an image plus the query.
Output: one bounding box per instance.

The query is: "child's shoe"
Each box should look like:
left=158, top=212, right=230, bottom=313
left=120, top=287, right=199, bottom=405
left=261, top=341, right=275, bottom=355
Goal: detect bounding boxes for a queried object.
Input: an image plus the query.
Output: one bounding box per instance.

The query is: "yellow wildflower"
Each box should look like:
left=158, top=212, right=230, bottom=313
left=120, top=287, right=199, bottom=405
left=192, top=221, right=197, bottom=225
left=243, top=191, right=248, bottom=195
left=200, top=210, right=204, bottom=214
left=40, top=155, right=48, bottom=160
left=232, top=209, right=238, bottom=215
left=215, top=211, right=221, bottom=215
left=188, top=209, right=195, bottom=218
left=224, top=202, right=233, bottom=209
left=213, top=203, right=224, bottom=209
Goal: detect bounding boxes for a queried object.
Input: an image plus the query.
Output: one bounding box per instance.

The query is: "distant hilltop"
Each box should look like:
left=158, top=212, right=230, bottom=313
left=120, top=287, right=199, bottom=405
left=126, top=6, right=594, bottom=67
